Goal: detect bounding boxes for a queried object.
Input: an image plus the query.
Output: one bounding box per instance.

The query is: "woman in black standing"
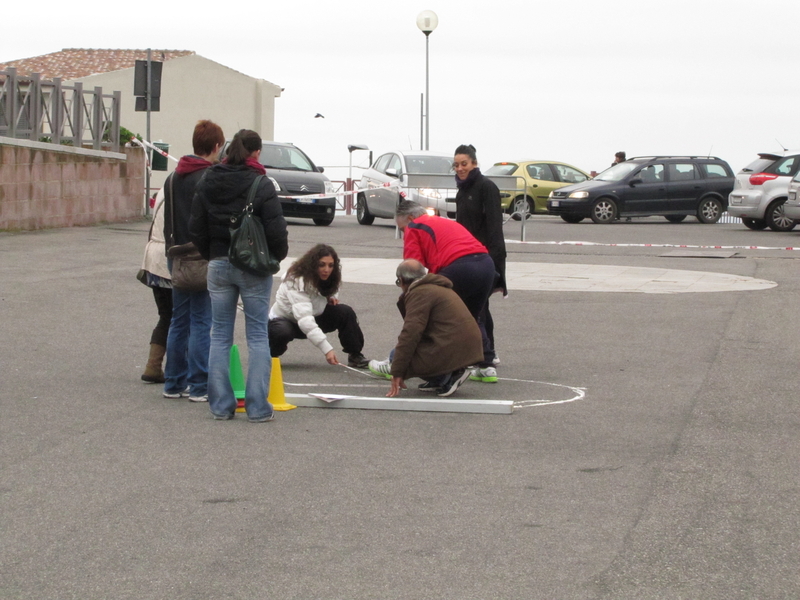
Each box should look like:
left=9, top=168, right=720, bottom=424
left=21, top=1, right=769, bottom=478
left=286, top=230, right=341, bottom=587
left=190, top=129, right=289, bottom=422
left=453, top=144, right=507, bottom=383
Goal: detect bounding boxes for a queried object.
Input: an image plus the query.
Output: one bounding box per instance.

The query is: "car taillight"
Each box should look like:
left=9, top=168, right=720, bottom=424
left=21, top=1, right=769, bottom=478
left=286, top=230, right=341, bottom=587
left=749, top=173, right=779, bottom=186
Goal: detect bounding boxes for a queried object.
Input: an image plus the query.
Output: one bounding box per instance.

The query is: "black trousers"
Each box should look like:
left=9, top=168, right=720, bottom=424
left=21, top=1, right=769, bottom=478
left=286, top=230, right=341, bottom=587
left=268, top=302, right=364, bottom=357
left=150, top=286, right=173, bottom=347
left=439, top=253, right=496, bottom=367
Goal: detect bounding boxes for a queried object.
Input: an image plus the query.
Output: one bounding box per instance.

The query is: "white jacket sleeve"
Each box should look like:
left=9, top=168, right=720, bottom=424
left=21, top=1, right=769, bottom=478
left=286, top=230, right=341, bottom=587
left=271, top=277, right=333, bottom=355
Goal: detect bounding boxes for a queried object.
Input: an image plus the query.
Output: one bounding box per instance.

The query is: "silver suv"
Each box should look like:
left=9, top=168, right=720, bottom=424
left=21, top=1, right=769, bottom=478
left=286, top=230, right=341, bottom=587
left=727, top=152, right=800, bottom=231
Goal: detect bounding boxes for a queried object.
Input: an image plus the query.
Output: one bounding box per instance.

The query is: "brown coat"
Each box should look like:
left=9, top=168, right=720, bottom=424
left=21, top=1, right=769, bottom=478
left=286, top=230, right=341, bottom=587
left=391, top=273, right=484, bottom=380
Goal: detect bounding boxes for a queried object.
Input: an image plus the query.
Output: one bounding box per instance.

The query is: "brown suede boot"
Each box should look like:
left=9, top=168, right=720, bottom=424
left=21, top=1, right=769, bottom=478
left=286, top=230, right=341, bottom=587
left=141, top=343, right=166, bottom=383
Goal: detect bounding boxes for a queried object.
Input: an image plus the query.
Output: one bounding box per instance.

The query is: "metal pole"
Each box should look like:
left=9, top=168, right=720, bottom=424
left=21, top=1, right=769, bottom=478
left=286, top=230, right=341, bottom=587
left=420, top=93, right=423, bottom=151
left=424, top=33, right=430, bottom=151
left=145, top=49, right=152, bottom=216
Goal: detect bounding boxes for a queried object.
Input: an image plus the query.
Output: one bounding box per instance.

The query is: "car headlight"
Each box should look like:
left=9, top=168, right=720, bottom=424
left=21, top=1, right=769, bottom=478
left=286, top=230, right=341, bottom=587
left=548, top=191, right=554, bottom=198
left=324, top=180, right=335, bottom=195
left=268, top=176, right=281, bottom=192
left=417, top=188, right=442, bottom=200
left=568, top=191, right=589, bottom=199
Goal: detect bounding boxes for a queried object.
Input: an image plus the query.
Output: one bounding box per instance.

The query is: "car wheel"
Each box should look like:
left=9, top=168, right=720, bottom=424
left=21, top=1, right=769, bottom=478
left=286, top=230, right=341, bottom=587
left=741, top=217, right=768, bottom=230
left=560, top=214, right=584, bottom=223
left=356, top=194, right=374, bottom=225
left=313, top=217, right=333, bottom=226
left=665, top=215, right=687, bottom=223
left=510, top=196, right=533, bottom=221
left=765, top=199, right=796, bottom=231
left=696, top=197, right=723, bottom=224
left=590, top=197, right=617, bottom=224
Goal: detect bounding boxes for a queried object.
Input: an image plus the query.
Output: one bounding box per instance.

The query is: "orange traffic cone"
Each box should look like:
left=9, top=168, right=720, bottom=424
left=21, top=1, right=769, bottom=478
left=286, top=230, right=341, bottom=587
left=229, top=345, right=247, bottom=414
left=269, top=357, right=296, bottom=411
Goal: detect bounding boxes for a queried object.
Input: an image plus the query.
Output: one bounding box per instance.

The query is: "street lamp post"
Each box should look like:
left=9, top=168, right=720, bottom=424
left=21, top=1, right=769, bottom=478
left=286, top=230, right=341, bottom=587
left=416, top=10, right=438, bottom=151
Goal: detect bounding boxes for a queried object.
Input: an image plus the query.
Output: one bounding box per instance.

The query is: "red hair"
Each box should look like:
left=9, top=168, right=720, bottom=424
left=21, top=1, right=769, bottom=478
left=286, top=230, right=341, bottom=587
left=192, top=120, right=225, bottom=156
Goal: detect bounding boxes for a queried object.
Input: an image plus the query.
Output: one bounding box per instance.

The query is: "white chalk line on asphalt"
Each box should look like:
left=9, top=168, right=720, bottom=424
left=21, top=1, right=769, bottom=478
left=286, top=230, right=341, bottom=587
left=282, top=366, right=586, bottom=409
left=507, top=239, right=800, bottom=251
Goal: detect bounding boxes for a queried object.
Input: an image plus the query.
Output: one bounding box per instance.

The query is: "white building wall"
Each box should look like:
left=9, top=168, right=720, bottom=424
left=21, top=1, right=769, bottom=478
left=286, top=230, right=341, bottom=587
left=68, top=54, right=281, bottom=189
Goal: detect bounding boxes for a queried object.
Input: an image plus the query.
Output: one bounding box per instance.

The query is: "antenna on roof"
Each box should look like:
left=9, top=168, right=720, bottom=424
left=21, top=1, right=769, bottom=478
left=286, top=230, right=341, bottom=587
left=776, top=138, right=787, bottom=151
left=707, top=145, right=713, bottom=158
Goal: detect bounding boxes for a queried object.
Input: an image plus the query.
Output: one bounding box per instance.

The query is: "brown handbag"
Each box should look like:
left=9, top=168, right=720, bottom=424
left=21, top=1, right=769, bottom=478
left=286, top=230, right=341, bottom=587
left=166, top=173, right=208, bottom=292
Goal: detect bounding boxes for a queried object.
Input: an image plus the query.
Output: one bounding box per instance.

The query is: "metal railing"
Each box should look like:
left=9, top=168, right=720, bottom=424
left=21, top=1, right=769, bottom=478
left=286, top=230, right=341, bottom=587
left=0, top=67, right=121, bottom=152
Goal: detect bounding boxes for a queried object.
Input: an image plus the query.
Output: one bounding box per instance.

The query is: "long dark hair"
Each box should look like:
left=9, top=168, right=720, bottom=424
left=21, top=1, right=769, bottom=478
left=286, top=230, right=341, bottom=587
left=286, top=244, right=341, bottom=298
left=226, top=129, right=261, bottom=165
left=454, top=144, right=477, bottom=162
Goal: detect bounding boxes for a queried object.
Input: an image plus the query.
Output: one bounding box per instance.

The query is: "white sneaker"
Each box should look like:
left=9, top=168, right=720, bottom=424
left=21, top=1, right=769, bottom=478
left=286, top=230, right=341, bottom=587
left=368, top=359, right=392, bottom=380
left=492, top=354, right=500, bottom=366
left=469, top=366, right=498, bottom=383
left=188, top=395, right=208, bottom=403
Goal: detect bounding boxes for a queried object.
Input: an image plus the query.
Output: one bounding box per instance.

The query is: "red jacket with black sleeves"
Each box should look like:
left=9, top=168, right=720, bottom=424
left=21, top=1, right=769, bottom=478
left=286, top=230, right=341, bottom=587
left=402, top=214, right=488, bottom=273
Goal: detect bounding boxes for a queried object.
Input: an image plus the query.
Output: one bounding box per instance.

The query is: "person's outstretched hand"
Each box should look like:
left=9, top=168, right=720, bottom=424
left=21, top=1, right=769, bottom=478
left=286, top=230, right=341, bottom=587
left=387, top=376, right=406, bottom=397
left=325, top=350, right=339, bottom=365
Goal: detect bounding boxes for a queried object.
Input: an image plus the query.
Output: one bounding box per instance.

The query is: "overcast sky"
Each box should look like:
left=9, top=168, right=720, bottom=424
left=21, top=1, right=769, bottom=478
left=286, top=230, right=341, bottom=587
left=5, top=0, right=800, bottom=178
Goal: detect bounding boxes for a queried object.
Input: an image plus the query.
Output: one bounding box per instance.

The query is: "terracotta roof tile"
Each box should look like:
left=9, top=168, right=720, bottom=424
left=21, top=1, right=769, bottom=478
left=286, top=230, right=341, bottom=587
left=0, top=48, right=194, bottom=81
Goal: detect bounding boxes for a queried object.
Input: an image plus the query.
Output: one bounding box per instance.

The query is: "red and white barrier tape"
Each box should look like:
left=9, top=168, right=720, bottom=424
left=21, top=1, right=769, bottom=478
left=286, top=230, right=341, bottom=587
left=129, top=137, right=179, bottom=163
left=507, top=240, right=800, bottom=251
left=276, top=181, right=400, bottom=201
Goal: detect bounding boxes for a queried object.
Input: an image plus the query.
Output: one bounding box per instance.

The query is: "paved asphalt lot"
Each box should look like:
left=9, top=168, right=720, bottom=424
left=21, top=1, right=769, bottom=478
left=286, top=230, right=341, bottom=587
left=1, top=213, right=799, bottom=599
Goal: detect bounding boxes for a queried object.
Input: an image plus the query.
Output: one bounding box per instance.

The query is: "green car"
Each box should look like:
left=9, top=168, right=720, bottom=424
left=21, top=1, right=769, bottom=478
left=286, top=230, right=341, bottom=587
left=485, top=160, right=591, bottom=218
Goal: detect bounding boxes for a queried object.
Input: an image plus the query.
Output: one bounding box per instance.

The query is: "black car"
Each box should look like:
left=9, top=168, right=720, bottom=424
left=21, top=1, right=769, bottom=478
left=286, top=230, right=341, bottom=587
left=221, top=141, right=336, bottom=226
left=547, top=156, right=735, bottom=224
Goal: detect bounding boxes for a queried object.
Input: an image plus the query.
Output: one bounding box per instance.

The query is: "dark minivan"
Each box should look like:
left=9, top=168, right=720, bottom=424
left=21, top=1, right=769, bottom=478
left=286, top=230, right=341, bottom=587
left=221, top=140, right=337, bottom=226
left=547, top=156, right=734, bottom=224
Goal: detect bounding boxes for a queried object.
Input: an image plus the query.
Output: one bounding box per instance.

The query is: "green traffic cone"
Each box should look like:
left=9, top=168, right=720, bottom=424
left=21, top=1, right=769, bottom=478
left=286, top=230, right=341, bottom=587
left=229, top=345, right=246, bottom=400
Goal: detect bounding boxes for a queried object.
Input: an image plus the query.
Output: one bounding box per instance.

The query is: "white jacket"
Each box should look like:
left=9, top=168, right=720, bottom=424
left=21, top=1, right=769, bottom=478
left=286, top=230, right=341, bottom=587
left=141, top=189, right=170, bottom=280
left=269, top=274, right=338, bottom=355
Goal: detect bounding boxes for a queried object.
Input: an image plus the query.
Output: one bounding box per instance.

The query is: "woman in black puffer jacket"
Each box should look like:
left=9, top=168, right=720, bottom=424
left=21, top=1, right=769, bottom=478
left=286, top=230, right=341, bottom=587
left=189, top=129, right=288, bottom=422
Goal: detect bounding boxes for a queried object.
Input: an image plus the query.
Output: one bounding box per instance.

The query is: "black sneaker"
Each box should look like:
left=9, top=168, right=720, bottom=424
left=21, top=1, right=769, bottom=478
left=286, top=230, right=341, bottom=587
left=437, top=368, right=471, bottom=397
left=348, top=353, right=369, bottom=368
left=418, top=380, right=442, bottom=393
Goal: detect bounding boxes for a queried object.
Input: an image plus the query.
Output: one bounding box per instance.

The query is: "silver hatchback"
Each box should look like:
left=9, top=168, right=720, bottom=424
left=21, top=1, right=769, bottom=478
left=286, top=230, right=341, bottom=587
left=784, top=170, right=800, bottom=221
left=727, top=151, right=800, bottom=231
left=356, top=151, right=455, bottom=225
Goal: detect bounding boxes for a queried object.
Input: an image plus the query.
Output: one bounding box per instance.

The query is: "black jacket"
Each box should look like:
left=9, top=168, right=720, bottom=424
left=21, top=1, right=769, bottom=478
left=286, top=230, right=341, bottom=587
left=455, top=172, right=507, bottom=294
left=163, top=168, right=209, bottom=249
left=189, top=164, right=289, bottom=264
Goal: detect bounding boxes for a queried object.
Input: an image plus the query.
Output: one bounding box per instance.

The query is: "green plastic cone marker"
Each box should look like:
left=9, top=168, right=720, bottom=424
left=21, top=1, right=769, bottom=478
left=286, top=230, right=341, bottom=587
left=230, top=345, right=246, bottom=413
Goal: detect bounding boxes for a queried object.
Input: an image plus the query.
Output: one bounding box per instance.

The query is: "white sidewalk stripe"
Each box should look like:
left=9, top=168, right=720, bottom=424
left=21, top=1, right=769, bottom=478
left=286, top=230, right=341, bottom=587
left=277, top=257, right=776, bottom=294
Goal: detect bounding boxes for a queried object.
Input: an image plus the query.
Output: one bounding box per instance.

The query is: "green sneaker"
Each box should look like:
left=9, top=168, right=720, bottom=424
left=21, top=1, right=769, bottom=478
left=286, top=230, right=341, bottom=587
left=368, top=359, right=392, bottom=380
left=469, top=366, right=498, bottom=383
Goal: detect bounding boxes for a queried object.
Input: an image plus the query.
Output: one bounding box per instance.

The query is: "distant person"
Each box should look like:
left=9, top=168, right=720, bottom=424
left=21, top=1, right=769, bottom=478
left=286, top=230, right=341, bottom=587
left=612, top=151, right=626, bottom=166
left=369, top=260, right=483, bottom=397
left=162, top=119, right=225, bottom=402
left=138, top=188, right=172, bottom=384
left=453, top=143, right=506, bottom=380
left=190, top=129, right=289, bottom=422
left=394, top=200, right=497, bottom=382
left=269, top=244, right=370, bottom=369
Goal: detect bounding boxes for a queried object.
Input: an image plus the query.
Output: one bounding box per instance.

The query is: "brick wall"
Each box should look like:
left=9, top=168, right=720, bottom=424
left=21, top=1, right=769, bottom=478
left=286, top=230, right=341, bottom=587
left=0, top=137, right=145, bottom=231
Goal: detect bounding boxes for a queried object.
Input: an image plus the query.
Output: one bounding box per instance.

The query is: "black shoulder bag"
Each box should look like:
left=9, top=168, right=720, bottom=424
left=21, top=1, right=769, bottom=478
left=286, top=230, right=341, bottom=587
left=228, top=175, right=281, bottom=276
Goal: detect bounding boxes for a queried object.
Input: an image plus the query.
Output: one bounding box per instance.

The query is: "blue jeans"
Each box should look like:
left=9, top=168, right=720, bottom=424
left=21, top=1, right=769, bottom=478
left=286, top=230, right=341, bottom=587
left=164, top=281, right=211, bottom=397
left=206, top=259, right=273, bottom=420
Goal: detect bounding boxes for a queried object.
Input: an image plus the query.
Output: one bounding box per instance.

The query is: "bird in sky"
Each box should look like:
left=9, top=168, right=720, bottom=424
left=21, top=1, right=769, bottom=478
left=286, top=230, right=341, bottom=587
left=314, top=113, right=325, bottom=119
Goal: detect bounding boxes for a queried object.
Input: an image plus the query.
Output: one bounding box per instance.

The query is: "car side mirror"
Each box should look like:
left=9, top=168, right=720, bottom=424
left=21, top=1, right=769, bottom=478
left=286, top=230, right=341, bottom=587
left=629, top=178, right=642, bottom=186
left=386, top=168, right=399, bottom=178
left=316, top=166, right=325, bottom=173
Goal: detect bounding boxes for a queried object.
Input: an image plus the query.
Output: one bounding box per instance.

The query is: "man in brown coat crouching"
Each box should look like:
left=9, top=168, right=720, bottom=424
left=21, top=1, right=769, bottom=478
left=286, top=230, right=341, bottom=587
left=369, top=259, right=484, bottom=397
